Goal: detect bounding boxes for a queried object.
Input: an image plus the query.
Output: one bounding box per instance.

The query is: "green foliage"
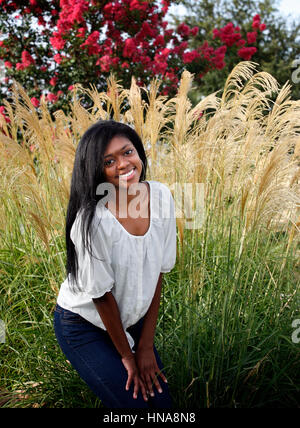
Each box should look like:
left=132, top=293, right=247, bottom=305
left=0, top=215, right=299, bottom=407
left=170, top=0, right=300, bottom=102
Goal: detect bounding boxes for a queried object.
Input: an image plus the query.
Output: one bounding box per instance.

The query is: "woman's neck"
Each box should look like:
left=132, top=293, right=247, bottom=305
left=106, top=182, right=149, bottom=219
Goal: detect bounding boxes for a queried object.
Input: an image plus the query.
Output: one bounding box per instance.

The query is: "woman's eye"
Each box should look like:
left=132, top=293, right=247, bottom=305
left=104, top=159, right=114, bottom=167
left=125, top=149, right=133, bottom=155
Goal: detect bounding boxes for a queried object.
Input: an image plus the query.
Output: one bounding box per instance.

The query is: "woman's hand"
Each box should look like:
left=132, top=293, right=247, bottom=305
left=121, top=354, right=148, bottom=402
left=135, top=347, right=167, bottom=398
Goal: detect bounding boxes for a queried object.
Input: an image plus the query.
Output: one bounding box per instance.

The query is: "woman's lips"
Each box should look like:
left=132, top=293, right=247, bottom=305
left=118, top=167, right=136, bottom=180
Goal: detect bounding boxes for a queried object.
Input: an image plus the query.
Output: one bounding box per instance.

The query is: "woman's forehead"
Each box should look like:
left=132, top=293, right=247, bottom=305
left=104, top=135, right=134, bottom=157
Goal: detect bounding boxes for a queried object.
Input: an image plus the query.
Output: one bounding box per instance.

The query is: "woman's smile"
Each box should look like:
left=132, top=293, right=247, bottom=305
left=118, top=167, right=136, bottom=180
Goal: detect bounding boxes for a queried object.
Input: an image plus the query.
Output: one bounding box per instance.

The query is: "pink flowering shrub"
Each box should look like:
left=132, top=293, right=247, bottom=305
left=0, top=0, right=266, bottom=111
left=213, top=14, right=266, bottom=62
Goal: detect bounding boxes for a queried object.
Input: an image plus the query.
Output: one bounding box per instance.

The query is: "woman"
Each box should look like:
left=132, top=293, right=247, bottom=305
left=54, top=120, right=176, bottom=408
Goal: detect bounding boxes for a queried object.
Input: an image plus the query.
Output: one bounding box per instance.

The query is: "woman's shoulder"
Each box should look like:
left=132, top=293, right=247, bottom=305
left=147, top=180, right=174, bottom=220
left=148, top=180, right=172, bottom=196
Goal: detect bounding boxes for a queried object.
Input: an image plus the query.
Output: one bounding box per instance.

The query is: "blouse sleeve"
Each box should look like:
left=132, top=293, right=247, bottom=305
left=160, top=186, right=177, bottom=273
left=71, top=211, right=115, bottom=298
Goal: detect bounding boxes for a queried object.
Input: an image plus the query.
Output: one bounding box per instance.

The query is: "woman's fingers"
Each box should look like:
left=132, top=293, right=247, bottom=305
left=142, top=368, right=166, bottom=396
left=139, top=377, right=148, bottom=402
left=158, top=369, right=168, bottom=384
left=143, top=373, right=154, bottom=397
left=127, top=372, right=148, bottom=402
left=152, top=372, right=163, bottom=394
left=125, top=372, right=133, bottom=392
left=133, top=376, right=139, bottom=399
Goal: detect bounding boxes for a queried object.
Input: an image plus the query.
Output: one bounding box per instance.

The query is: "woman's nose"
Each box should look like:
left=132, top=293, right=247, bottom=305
left=116, top=156, right=129, bottom=170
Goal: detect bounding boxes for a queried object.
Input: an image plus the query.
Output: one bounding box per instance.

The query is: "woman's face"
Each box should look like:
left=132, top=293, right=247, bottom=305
left=102, top=135, right=143, bottom=190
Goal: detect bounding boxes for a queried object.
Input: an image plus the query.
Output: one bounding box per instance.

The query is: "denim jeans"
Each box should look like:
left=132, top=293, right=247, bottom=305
left=53, top=303, right=172, bottom=408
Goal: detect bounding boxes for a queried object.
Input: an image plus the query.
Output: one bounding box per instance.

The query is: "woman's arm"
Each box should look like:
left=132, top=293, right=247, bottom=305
left=138, top=273, right=163, bottom=350
left=135, top=273, right=168, bottom=396
left=92, top=293, right=147, bottom=401
left=93, top=292, right=132, bottom=358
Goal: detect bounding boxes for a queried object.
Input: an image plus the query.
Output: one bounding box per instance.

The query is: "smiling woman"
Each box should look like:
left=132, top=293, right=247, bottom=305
left=102, top=135, right=149, bottom=227
left=103, top=136, right=143, bottom=186
left=53, top=120, right=177, bottom=409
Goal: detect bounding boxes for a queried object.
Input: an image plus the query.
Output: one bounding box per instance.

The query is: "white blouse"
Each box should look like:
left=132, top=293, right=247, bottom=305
left=57, top=180, right=177, bottom=350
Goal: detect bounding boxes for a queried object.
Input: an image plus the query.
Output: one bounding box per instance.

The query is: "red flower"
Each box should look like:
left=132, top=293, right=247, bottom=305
left=140, top=55, right=151, bottom=66
left=190, top=26, right=199, bottom=36
left=212, top=22, right=242, bottom=47
left=153, top=35, right=165, bottom=47
left=80, top=31, right=100, bottom=55
left=103, top=2, right=114, bottom=16
left=96, top=55, right=111, bottom=72
left=47, top=93, right=58, bottom=103
left=77, top=27, right=86, bottom=38
left=247, top=31, right=257, bottom=44
left=213, top=28, right=220, bottom=39
left=235, top=39, right=246, bottom=47
left=0, top=105, right=10, bottom=123
left=30, top=97, right=40, bottom=107
left=4, top=61, right=12, bottom=68
left=237, top=46, right=257, bottom=60
left=182, top=50, right=200, bottom=64
left=153, top=60, right=167, bottom=75
left=53, top=53, right=62, bottom=64
left=252, top=14, right=261, bottom=29
left=22, top=50, right=35, bottom=67
left=123, top=38, right=136, bottom=57
left=72, top=2, right=88, bottom=21
left=130, top=0, right=148, bottom=12
left=141, top=22, right=156, bottom=38
left=160, top=48, right=171, bottom=59
left=259, top=23, right=266, bottom=31
left=211, top=45, right=227, bottom=69
left=50, top=77, right=58, bottom=86
left=38, top=16, right=46, bottom=26
left=161, top=0, right=169, bottom=15
left=177, top=23, right=190, bottom=37
left=50, top=33, right=66, bottom=50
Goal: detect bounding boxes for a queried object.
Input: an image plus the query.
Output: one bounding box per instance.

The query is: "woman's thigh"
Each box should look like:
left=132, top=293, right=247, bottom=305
left=53, top=305, right=171, bottom=408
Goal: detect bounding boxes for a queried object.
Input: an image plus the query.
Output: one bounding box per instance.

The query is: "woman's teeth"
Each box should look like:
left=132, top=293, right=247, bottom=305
left=119, top=168, right=135, bottom=178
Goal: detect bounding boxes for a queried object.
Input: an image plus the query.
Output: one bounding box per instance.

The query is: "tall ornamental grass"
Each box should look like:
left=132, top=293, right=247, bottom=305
left=0, top=61, right=299, bottom=407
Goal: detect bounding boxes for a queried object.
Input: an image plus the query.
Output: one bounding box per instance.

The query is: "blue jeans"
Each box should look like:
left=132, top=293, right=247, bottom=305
left=53, top=304, right=172, bottom=408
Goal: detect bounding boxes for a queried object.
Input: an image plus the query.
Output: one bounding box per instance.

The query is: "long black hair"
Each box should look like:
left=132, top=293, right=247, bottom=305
left=65, top=120, right=148, bottom=292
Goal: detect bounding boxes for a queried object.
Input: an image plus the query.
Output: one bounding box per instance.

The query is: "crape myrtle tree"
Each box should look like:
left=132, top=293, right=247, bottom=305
left=170, top=0, right=300, bottom=101
left=0, top=0, right=266, bottom=120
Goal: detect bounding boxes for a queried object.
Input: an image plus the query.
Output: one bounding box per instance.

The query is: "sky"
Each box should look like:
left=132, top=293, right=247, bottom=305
left=278, top=0, right=300, bottom=21
left=168, top=0, right=300, bottom=23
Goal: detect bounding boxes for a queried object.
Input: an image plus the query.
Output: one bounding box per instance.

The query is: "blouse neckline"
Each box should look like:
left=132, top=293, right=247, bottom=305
left=102, top=180, right=152, bottom=238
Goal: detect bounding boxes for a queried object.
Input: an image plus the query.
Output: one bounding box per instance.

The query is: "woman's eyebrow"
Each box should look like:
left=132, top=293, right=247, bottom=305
left=104, top=144, right=132, bottom=158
